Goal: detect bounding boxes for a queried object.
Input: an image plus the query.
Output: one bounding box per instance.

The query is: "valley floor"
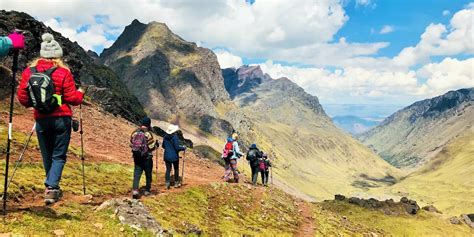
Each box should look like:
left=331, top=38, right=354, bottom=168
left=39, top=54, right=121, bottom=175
left=0, top=103, right=472, bottom=236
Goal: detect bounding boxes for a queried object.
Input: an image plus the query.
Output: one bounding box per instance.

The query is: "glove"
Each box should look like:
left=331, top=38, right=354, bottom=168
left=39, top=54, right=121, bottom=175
left=8, top=32, right=25, bottom=50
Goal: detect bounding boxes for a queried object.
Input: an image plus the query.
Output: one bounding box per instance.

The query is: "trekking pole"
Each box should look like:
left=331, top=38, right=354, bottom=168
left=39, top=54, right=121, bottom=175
left=79, top=103, right=86, bottom=195
left=3, top=49, right=19, bottom=215
left=271, top=167, right=273, bottom=185
left=155, top=145, right=158, bottom=190
left=181, top=150, right=186, bottom=186
left=5, top=123, right=35, bottom=192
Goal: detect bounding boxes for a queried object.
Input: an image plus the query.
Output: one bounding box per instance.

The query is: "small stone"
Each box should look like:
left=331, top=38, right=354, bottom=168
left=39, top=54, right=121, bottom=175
left=53, top=229, right=65, bottom=236
left=400, top=197, right=409, bottom=203
left=119, top=216, right=125, bottom=222
left=94, top=223, right=104, bottom=230
left=449, top=216, right=461, bottom=225
left=120, top=227, right=125, bottom=232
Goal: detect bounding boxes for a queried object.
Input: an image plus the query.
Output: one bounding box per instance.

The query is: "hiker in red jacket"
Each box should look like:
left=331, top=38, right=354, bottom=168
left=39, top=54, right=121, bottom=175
left=17, top=33, right=84, bottom=204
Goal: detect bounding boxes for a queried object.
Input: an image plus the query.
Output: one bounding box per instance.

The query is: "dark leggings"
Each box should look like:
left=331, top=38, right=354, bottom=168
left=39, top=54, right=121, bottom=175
left=260, top=170, right=269, bottom=185
left=165, top=160, right=180, bottom=183
left=133, top=157, right=153, bottom=191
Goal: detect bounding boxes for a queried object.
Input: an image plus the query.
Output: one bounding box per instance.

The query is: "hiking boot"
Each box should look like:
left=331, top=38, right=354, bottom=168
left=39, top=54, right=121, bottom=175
left=44, top=188, right=62, bottom=205
left=166, top=182, right=171, bottom=190
left=143, top=190, right=152, bottom=196
left=174, top=182, right=180, bottom=188
left=234, top=178, right=239, bottom=183
left=132, top=189, right=140, bottom=199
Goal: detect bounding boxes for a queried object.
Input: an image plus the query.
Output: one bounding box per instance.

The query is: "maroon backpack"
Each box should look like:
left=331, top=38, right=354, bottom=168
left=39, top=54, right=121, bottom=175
left=131, top=130, right=149, bottom=159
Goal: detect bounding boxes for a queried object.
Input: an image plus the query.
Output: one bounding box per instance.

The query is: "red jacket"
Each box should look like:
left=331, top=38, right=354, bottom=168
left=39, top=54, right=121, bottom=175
left=17, top=59, right=84, bottom=119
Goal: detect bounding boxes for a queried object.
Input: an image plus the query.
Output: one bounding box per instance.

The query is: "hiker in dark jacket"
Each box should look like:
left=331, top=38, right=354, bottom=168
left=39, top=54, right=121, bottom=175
left=162, top=124, right=186, bottom=189
left=259, top=153, right=271, bottom=186
left=246, top=144, right=263, bottom=185
left=130, top=117, right=158, bottom=199
left=17, top=33, right=83, bottom=204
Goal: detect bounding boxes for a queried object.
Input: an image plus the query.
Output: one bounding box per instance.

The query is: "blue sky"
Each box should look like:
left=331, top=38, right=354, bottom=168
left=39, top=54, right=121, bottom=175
left=334, top=0, right=472, bottom=59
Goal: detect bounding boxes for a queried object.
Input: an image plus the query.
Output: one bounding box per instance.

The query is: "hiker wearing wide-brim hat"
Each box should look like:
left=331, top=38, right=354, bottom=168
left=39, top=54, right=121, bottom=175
left=162, top=124, right=186, bottom=189
left=17, top=33, right=84, bottom=205
left=130, top=117, right=159, bottom=199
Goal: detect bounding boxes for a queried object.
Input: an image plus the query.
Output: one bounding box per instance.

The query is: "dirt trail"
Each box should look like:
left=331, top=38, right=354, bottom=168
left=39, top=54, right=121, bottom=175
left=296, top=200, right=316, bottom=237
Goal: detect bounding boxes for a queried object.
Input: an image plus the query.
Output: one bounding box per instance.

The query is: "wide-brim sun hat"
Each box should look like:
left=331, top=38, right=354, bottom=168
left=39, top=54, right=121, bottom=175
left=166, top=124, right=179, bottom=134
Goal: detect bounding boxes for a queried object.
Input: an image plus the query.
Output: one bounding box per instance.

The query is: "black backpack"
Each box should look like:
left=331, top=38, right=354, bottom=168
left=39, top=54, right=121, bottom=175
left=27, top=67, right=60, bottom=114
left=247, top=149, right=259, bottom=162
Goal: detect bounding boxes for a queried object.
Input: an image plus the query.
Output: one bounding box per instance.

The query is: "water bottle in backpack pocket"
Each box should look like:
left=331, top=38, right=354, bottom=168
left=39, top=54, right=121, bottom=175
left=131, top=130, right=149, bottom=159
left=27, top=67, right=61, bottom=114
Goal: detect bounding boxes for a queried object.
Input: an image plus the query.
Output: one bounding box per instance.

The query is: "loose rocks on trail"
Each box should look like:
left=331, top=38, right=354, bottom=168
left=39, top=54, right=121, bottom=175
left=97, top=198, right=163, bottom=235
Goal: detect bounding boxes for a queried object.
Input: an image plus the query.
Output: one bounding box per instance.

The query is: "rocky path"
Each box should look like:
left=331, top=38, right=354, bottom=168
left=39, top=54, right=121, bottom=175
left=296, top=200, right=316, bottom=237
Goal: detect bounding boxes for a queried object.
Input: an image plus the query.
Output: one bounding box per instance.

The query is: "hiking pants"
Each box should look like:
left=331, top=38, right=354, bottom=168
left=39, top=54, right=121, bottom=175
left=165, top=160, right=179, bottom=184
left=133, top=156, right=153, bottom=191
left=224, top=158, right=239, bottom=182
left=36, top=116, right=72, bottom=189
left=260, top=170, right=269, bottom=185
left=251, top=165, right=260, bottom=185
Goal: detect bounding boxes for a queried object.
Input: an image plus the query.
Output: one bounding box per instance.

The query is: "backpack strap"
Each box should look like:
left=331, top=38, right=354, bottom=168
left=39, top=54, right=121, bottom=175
left=29, top=67, right=37, bottom=74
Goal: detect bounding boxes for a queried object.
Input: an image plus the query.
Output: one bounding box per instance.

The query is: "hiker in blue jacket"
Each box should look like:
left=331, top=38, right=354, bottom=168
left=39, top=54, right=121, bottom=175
left=162, top=124, right=186, bottom=189
left=0, top=32, right=24, bottom=57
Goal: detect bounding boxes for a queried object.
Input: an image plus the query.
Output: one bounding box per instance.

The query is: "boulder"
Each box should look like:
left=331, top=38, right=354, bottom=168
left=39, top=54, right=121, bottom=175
left=461, top=214, right=474, bottom=228
left=449, top=216, right=461, bottom=225
left=422, top=205, right=442, bottom=214
left=400, top=197, right=409, bottom=203
left=335, top=194, right=346, bottom=201
left=404, top=200, right=420, bottom=215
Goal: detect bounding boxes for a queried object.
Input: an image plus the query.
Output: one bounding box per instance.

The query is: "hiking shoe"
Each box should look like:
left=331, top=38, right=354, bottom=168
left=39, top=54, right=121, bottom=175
left=132, top=190, right=140, bottom=199
left=174, top=182, right=180, bottom=188
left=166, top=182, right=171, bottom=190
left=44, top=188, right=62, bottom=205
left=143, top=190, right=152, bottom=196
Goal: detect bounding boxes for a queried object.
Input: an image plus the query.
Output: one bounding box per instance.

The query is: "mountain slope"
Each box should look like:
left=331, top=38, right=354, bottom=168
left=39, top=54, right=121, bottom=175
left=359, top=88, right=474, bottom=169
left=377, top=127, right=474, bottom=215
left=223, top=66, right=401, bottom=200
left=0, top=10, right=146, bottom=122
left=100, top=20, right=232, bottom=138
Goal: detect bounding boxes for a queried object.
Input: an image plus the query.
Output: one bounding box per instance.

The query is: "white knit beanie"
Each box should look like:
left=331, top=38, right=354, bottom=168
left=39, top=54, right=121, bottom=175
left=40, top=33, right=63, bottom=58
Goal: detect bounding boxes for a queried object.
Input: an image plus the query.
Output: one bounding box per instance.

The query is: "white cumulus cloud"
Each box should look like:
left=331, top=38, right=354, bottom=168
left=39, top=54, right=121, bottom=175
left=214, top=49, right=243, bottom=69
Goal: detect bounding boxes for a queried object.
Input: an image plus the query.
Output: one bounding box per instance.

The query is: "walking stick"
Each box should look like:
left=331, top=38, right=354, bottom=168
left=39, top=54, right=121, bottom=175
left=79, top=104, right=86, bottom=195
left=6, top=123, right=35, bottom=192
left=3, top=50, right=19, bottom=215
left=155, top=145, right=159, bottom=190
left=271, top=166, right=273, bottom=185
left=181, top=150, right=186, bottom=186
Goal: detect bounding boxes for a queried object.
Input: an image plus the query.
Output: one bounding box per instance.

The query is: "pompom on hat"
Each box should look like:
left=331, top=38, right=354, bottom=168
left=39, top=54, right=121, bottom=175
left=40, top=33, right=63, bottom=58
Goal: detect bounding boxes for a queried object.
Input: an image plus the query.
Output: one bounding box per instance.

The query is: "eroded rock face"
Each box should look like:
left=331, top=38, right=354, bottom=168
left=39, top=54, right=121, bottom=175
left=0, top=10, right=146, bottom=123
left=97, top=198, right=163, bottom=235
left=100, top=20, right=232, bottom=138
